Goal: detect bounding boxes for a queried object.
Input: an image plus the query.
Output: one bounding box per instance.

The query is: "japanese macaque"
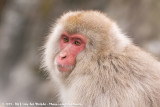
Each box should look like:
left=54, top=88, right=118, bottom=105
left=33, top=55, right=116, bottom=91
left=42, top=10, right=160, bottom=107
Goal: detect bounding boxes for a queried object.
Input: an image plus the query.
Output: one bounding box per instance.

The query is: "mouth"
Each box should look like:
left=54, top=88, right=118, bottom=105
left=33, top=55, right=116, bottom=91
left=57, top=64, right=74, bottom=72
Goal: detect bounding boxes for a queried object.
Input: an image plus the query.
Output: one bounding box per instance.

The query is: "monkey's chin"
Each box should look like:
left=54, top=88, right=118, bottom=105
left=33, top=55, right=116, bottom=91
left=57, top=64, right=73, bottom=72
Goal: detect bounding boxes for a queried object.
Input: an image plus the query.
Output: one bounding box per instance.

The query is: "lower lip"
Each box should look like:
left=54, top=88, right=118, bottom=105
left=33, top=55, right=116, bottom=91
left=57, top=65, right=72, bottom=72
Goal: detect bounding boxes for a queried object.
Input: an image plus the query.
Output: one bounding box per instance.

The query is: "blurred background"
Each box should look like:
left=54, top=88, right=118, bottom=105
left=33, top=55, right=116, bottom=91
left=0, top=0, right=160, bottom=107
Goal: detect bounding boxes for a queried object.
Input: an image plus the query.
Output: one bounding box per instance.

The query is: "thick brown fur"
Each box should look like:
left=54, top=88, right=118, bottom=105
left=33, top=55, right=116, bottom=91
left=42, top=10, right=160, bottom=107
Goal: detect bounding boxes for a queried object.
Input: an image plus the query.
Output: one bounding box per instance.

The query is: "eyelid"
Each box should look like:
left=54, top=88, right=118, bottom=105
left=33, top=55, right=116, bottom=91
left=74, top=38, right=82, bottom=43
left=63, top=35, right=68, bottom=39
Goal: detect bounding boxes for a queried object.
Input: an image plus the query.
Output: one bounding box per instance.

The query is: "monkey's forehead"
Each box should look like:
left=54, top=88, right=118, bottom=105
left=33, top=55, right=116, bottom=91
left=58, top=11, right=113, bottom=35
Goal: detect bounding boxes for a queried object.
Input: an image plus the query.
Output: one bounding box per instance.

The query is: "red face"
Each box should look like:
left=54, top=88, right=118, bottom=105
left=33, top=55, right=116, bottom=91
left=56, top=32, right=86, bottom=72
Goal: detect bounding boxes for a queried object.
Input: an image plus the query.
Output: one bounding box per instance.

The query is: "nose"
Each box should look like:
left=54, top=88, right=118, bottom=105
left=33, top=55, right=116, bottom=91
left=59, top=51, right=67, bottom=59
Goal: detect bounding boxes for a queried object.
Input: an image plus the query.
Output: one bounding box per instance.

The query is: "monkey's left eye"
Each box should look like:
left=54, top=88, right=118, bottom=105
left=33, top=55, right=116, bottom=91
left=74, top=41, right=81, bottom=46
left=63, top=37, right=69, bottom=43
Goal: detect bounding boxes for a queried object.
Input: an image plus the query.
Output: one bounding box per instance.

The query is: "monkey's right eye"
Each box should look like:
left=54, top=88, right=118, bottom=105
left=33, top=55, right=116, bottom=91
left=63, top=37, right=69, bottom=43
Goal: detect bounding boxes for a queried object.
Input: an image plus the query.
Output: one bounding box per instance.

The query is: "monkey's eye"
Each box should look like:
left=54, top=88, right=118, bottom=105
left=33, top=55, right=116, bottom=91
left=74, top=41, right=81, bottom=46
left=63, top=37, right=69, bottom=43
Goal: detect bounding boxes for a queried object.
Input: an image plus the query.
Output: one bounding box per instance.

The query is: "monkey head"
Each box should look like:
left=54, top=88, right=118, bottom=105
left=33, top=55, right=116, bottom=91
left=43, top=11, right=130, bottom=82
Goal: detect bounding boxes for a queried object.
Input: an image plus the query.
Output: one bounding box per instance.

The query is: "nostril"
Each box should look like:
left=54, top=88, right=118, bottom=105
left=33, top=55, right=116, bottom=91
left=61, top=56, right=66, bottom=59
